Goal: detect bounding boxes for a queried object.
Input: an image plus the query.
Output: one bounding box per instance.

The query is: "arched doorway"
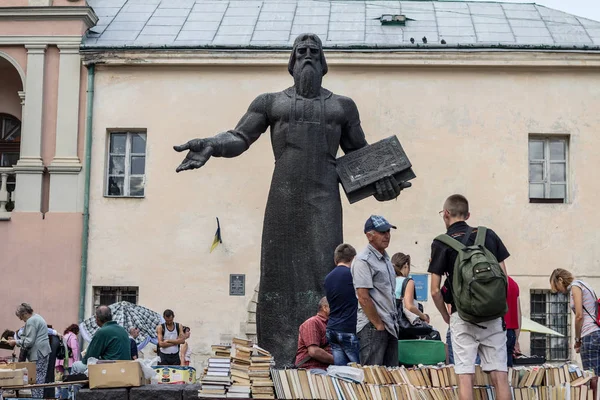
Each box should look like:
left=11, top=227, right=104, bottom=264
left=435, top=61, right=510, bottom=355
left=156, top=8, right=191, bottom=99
left=0, top=55, right=23, bottom=212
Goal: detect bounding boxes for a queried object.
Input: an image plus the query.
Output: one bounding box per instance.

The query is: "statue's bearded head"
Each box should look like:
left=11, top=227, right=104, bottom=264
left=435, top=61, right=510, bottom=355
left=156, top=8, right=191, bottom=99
left=288, top=34, right=328, bottom=98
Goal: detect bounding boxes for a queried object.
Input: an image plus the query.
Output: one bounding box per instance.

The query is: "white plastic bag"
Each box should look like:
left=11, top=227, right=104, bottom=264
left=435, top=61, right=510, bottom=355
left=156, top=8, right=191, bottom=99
left=86, top=357, right=98, bottom=365
left=136, top=356, right=161, bottom=379
left=326, top=365, right=364, bottom=383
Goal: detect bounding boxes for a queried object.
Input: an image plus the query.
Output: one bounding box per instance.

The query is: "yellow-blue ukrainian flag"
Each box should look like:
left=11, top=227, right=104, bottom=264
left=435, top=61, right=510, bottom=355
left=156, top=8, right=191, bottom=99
left=210, top=217, right=222, bottom=253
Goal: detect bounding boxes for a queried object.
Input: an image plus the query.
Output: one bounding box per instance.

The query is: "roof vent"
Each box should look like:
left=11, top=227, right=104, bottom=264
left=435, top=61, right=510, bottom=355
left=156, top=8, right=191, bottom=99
left=380, top=14, right=408, bottom=26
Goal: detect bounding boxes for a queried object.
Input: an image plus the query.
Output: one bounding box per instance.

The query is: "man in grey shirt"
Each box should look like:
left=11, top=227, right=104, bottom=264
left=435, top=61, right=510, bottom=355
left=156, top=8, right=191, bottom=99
left=351, top=215, right=399, bottom=366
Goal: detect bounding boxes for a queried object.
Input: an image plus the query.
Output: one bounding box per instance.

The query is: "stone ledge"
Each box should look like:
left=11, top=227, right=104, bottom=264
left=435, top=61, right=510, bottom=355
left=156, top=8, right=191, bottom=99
left=77, top=388, right=129, bottom=400
left=13, top=158, right=44, bottom=174
left=182, top=384, right=202, bottom=400
left=47, top=157, right=83, bottom=174
left=130, top=384, right=183, bottom=400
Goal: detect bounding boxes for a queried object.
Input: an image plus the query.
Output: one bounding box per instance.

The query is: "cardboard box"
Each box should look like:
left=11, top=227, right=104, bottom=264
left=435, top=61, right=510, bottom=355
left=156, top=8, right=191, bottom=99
left=2, top=362, right=36, bottom=384
left=88, top=361, right=145, bottom=389
left=152, top=366, right=197, bottom=384
left=0, top=368, right=26, bottom=387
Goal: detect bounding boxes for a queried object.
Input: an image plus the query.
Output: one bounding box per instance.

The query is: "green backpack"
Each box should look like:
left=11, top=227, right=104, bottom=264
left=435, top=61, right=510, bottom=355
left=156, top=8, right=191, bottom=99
left=435, top=226, right=508, bottom=324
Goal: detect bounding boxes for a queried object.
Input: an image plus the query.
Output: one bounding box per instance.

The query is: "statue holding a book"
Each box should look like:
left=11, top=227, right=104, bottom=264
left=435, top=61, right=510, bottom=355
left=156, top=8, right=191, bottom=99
left=174, top=33, right=415, bottom=366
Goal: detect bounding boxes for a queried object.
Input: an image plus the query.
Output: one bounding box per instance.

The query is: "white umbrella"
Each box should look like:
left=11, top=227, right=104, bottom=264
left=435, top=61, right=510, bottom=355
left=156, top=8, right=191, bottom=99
left=521, top=317, right=564, bottom=337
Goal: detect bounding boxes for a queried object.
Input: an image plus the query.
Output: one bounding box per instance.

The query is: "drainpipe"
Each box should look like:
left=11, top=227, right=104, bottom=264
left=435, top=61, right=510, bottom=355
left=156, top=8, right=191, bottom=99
left=79, top=63, right=95, bottom=322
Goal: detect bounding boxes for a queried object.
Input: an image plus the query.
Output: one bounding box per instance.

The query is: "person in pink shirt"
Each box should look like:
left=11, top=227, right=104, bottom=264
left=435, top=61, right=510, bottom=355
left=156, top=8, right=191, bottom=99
left=56, top=324, right=80, bottom=372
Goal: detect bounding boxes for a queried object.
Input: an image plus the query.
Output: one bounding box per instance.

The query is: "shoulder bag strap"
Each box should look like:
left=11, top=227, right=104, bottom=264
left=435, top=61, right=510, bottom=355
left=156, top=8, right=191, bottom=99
left=400, top=277, right=412, bottom=299
left=577, top=282, right=600, bottom=327
left=475, top=226, right=487, bottom=247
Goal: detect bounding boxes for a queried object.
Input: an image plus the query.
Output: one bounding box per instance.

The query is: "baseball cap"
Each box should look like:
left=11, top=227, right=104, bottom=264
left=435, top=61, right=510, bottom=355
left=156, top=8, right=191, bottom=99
left=364, top=215, right=397, bottom=233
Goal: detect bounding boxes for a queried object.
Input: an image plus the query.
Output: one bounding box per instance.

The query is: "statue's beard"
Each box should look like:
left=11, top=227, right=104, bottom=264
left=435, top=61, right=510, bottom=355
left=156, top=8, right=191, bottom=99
left=293, top=62, right=323, bottom=98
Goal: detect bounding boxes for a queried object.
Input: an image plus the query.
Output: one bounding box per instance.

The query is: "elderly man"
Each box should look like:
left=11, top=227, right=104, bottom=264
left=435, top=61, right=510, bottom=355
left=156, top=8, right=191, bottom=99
left=174, top=33, right=409, bottom=365
left=72, top=306, right=130, bottom=373
left=352, top=215, right=399, bottom=367
left=129, top=327, right=140, bottom=360
left=294, top=297, right=334, bottom=372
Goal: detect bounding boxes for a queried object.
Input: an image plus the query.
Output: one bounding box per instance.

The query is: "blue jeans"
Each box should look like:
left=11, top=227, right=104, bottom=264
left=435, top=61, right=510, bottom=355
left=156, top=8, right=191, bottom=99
left=326, top=329, right=360, bottom=366
left=506, top=329, right=516, bottom=367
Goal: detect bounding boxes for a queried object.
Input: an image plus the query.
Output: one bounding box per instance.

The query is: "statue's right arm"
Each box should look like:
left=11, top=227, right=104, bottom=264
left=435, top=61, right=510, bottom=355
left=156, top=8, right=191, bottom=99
left=208, top=93, right=271, bottom=158
left=174, top=94, right=271, bottom=171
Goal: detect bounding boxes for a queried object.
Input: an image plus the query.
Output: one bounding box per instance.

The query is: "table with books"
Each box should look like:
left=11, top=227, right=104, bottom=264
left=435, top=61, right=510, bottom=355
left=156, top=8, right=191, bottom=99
left=197, top=336, right=597, bottom=400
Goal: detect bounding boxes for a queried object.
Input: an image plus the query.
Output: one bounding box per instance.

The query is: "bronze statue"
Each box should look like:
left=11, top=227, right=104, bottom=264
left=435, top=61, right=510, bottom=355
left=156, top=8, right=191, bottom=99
left=175, top=33, right=409, bottom=365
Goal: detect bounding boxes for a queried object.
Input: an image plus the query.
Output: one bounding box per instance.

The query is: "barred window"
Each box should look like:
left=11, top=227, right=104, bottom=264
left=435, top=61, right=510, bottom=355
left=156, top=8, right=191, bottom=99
left=530, top=290, right=570, bottom=361
left=93, top=286, right=139, bottom=308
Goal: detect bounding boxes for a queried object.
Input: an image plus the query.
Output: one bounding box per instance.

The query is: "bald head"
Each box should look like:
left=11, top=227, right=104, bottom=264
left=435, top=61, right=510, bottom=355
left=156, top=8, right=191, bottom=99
left=317, top=296, right=329, bottom=313
left=95, top=306, right=112, bottom=327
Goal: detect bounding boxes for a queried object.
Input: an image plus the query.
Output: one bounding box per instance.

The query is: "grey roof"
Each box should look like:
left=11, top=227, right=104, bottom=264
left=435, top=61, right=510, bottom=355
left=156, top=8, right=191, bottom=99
left=82, top=0, right=600, bottom=50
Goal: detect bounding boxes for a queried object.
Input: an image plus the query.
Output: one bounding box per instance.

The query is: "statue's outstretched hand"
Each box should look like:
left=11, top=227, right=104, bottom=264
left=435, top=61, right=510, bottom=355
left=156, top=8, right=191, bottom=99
left=374, top=175, right=412, bottom=201
left=173, top=139, right=214, bottom=172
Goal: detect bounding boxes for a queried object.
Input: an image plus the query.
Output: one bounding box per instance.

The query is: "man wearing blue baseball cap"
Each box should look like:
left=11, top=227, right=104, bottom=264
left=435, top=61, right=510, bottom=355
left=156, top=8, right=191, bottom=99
left=351, top=215, right=399, bottom=366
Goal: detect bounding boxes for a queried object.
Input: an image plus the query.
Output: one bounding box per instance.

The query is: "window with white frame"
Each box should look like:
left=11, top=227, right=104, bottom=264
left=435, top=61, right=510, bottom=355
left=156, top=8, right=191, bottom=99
left=528, top=137, right=568, bottom=203
left=106, top=132, right=146, bottom=197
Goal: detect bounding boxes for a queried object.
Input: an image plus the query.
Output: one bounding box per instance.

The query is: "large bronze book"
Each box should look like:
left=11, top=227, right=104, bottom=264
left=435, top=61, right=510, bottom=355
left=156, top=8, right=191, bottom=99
left=336, top=135, right=416, bottom=204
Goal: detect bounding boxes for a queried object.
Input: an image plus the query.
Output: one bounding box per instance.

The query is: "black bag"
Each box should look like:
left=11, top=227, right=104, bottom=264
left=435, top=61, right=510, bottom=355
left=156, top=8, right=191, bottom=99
left=56, top=339, right=67, bottom=360
left=397, top=278, right=433, bottom=338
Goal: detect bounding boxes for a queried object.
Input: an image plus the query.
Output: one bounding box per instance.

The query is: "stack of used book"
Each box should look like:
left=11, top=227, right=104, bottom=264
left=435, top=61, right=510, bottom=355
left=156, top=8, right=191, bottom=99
left=230, top=338, right=252, bottom=398
left=198, top=344, right=232, bottom=399
left=249, top=345, right=275, bottom=399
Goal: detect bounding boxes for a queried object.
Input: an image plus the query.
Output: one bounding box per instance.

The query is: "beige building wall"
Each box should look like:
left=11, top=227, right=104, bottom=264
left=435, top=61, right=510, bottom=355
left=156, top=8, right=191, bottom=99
left=87, top=53, right=600, bottom=367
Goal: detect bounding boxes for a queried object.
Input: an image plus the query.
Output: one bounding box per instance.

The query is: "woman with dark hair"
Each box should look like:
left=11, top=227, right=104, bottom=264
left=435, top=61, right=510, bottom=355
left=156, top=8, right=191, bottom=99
left=550, top=268, right=600, bottom=375
left=180, top=327, right=192, bottom=366
left=56, top=324, right=80, bottom=372
left=7, top=303, right=51, bottom=399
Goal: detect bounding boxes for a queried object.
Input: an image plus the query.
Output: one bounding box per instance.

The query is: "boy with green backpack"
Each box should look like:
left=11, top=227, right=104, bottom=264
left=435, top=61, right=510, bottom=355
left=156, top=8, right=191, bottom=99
left=429, top=194, right=511, bottom=400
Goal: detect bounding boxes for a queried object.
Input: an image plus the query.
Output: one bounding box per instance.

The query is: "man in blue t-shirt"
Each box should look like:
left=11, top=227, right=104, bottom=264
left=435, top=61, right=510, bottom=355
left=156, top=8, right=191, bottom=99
left=324, top=243, right=360, bottom=365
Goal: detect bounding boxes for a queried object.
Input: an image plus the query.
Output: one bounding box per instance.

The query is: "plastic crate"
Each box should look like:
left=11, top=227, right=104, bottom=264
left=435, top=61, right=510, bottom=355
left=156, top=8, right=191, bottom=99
left=398, top=340, right=446, bottom=366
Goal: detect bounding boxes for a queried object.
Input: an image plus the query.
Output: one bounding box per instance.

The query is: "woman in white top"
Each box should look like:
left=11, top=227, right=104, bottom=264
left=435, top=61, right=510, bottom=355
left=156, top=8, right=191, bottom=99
left=180, top=326, right=192, bottom=367
left=550, top=268, right=600, bottom=374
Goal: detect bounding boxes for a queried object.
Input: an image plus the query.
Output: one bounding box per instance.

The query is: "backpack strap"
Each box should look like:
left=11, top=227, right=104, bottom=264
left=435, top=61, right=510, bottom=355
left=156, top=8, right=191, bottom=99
left=461, top=227, right=473, bottom=246
left=475, top=226, right=488, bottom=247
left=400, top=277, right=412, bottom=299
left=435, top=234, right=466, bottom=252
